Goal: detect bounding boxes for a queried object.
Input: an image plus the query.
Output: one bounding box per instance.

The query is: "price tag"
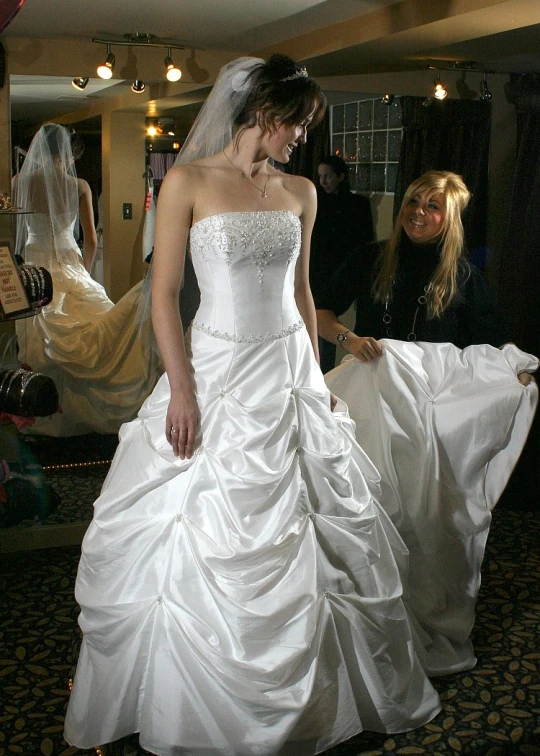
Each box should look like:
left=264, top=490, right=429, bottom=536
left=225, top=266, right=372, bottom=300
left=0, top=245, right=30, bottom=317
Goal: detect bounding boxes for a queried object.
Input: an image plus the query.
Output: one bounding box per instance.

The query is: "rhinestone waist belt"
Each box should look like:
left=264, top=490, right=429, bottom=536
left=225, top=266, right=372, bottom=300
left=191, top=319, right=305, bottom=344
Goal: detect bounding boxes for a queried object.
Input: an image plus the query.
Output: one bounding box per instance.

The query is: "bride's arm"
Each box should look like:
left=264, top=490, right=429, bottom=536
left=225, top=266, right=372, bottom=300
left=78, top=179, right=98, bottom=273
left=293, top=177, right=319, bottom=363
left=152, top=165, right=199, bottom=459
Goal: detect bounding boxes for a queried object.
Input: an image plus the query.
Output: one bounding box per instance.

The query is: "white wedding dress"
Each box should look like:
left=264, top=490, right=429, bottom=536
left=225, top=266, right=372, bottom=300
left=325, top=340, right=538, bottom=675
left=64, top=211, right=441, bottom=756
left=16, top=212, right=160, bottom=436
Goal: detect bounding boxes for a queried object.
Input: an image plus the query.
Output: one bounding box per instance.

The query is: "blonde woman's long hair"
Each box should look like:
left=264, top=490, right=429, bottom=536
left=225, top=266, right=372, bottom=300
left=372, top=170, right=471, bottom=318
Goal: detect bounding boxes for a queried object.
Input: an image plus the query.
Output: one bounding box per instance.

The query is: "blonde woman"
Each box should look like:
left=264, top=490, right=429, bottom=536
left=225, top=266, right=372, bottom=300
left=317, top=170, right=510, bottom=358
left=320, top=171, right=538, bottom=675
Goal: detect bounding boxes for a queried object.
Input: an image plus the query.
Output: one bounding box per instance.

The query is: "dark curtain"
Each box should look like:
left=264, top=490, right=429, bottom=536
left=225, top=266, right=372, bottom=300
left=395, top=97, right=491, bottom=259
left=497, top=77, right=540, bottom=507
left=285, top=112, right=330, bottom=182
left=499, top=80, right=540, bottom=358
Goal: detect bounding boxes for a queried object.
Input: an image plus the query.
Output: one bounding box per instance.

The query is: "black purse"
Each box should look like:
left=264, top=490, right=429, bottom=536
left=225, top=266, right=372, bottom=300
left=0, top=368, right=59, bottom=417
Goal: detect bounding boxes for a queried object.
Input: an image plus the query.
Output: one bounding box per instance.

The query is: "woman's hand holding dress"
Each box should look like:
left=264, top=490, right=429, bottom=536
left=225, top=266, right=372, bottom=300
left=346, top=334, right=384, bottom=362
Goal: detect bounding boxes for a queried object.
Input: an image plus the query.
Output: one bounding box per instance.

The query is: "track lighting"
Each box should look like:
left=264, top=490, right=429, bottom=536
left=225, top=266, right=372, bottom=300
left=71, top=77, right=89, bottom=91
left=381, top=94, right=394, bottom=105
left=165, top=48, right=182, bottom=82
left=131, top=80, right=146, bottom=93
left=97, top=45, right=115, bottom=79
left=480, top=72, right=492, bottom=101
left=433, top=72, right=448, bottom=100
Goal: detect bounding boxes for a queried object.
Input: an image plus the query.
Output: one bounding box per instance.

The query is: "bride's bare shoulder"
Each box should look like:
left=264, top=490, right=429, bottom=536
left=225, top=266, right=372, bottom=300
left=162, top=159, right=222, bottom=189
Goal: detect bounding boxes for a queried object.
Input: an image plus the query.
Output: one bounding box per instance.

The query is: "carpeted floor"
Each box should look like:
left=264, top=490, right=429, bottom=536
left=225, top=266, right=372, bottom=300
left=0, top=435, right=539, bottom=756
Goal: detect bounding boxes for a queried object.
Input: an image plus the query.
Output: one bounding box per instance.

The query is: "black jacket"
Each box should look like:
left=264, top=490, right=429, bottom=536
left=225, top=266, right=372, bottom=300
left=310, top=188, right=373, bottom=301
left=315, top=238, right=510, bottom=348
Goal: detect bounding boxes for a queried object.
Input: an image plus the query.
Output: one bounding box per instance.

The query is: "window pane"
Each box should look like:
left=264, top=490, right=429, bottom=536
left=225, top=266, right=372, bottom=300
left=373, top=99, right=388, bottom=129
left=371, top=163, right=386, bottom=193
left=386, top=163, right=399, bottom=193
left=344, top=133, right=358, bottom=161
left=345, top=102, right=358, bottom=131
left=388, top=130, right=402, bottom=161
left=332, top=104, right=344, bottom=133
left=357, top=164, right=371, bottom=193
left=358, top=132, right=372, bottom=161
left=331, top=133, right=343, bottom=157
left=373, top=131, right=387, bottom=161
left=358, top=100, right=372, bottom=130
left=388, top=98, right=402, bottom=129
left=347, top=163, right=358, bottom=193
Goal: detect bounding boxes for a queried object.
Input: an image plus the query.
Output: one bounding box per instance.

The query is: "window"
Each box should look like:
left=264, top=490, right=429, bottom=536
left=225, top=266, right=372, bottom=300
left=330, top=97, right=402, bottom=194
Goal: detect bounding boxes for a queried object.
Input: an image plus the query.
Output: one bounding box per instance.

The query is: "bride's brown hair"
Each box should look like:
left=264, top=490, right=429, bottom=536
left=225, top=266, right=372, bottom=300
left=233, top=54, right=327, bottom=143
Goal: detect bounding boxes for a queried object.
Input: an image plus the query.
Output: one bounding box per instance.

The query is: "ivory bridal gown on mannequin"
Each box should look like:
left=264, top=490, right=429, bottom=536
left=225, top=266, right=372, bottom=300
left=64, top=211, right=442, bottom=756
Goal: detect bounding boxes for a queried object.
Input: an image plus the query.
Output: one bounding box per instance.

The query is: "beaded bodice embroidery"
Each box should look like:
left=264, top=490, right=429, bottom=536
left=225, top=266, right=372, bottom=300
left=189, top=211, right=304, bottom=343
left=190, top=211, right=300, bottom=287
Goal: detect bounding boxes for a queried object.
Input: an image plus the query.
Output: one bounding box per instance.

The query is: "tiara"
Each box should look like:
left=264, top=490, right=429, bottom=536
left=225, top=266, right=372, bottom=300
left=281, top=66, right=309, bottom=82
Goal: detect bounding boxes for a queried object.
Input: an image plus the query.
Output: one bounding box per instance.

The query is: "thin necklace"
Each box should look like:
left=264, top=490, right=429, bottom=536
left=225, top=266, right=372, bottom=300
left=222, top=150, right=270, bottom=199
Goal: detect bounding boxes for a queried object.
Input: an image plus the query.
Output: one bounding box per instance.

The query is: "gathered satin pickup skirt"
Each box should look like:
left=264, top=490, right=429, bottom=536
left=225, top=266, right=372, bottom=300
left=325, top=340, right=538, bottom=676
left=64, top=325, right=442, bottom=756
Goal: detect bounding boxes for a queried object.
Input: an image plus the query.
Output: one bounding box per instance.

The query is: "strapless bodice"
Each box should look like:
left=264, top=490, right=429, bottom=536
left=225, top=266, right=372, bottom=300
left=189, top=211, right=303, bottom=342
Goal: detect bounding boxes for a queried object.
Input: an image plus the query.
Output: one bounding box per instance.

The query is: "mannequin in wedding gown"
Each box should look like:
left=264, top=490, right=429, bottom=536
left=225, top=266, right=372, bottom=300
left=64, top=55, right=443, bottom=756
left=317, top=171, right=538, bottom=675
left=13, top=124, right=160, bottom=436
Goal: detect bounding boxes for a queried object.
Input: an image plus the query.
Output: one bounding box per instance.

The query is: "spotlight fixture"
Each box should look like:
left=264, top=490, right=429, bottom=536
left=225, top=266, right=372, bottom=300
left=131, top=80, right=146, bottom=93
left=433, top=72, right=448, bottom=100
left=381, top=94, right=394, bottom=106
left=92, top=34, right=198, bottom=86
left=72, top=77, right=89, bottom=91
left=164, top=48, right=182, bottom=82
left=97, top=45, right=115, bottom=79
left=480, top=72, right=492, bottom=101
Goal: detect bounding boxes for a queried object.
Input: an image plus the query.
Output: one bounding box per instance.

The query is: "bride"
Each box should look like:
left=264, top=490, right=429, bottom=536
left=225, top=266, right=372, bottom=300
left=64, top=55, right=442, bottom=755
left=13, top=124, right=160, bottom=436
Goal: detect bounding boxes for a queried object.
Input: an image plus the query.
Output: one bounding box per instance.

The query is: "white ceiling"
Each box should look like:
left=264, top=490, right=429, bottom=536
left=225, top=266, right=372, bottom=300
left=3, top=0, right=540, bottom=124
left=2, top=0, right=403, bottom=49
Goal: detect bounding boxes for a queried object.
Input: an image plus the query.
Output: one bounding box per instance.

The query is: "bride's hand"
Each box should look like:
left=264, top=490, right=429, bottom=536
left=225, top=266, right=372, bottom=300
left=166, top=390, right=200, bottom=459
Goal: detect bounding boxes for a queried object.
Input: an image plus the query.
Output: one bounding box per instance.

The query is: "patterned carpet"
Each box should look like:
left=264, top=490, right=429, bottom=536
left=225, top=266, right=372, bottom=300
left=0, top=437, right=538, bottom=755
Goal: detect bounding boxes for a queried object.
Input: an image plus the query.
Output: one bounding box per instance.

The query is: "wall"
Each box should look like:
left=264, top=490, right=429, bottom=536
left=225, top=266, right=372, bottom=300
left=102, top=112, right=146, bottom=300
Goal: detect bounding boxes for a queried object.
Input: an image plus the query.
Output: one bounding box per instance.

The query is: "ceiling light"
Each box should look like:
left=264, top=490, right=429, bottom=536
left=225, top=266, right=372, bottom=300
left=146, top=118, right=161, bottom=136
left=381, top=94, right=394, bottom=105
left=72, top=77, right=89, bottom=91
left=132, top=80, right=146, bottom=93
left=165, top=48, right=182, bottom=82
left=433, top=72, right=448, bottom=100
left=480, top=72, right=492, bottom=101
left=97, top=45, right=115, bottom=79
